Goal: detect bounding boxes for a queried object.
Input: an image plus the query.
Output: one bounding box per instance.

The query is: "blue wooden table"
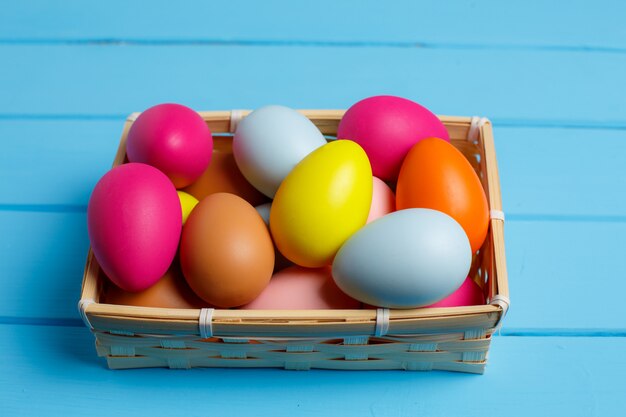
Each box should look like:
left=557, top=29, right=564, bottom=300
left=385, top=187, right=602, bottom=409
left=2, top=1, right=625, bottom=415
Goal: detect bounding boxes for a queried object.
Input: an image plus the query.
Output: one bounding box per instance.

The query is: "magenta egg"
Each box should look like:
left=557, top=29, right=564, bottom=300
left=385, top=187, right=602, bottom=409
left=87, top=163, right=182, bottom=292
left=126, top=103, right=213, bottom=188
left=337, top=95, right=449, bottom=181
left=426, top=276, right=485, bottom=308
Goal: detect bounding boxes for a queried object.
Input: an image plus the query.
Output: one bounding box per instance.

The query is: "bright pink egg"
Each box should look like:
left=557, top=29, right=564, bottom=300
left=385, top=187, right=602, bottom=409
left=426, top=276, right=485, bottom=308
left=241, top=266, right=361, bottom=309
left=87, top=163, right=182, bottom=292
left=366, top=177, right=395, bottom=224
left=337, top=96, right=449, bottom=181
left=363, top=276, right=484, bottom=309
left=126, top=103, right=213, bottom=188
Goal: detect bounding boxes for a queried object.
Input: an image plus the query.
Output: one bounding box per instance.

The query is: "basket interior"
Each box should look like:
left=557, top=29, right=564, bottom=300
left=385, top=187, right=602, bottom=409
left=80, top=111, right=506, bottom=338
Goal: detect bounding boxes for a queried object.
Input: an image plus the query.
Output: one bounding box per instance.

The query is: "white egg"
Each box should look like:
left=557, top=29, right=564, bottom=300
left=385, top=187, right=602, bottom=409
left=233, top=105, right=327, bottom=198
left=332, top=208, right=472, bottom=308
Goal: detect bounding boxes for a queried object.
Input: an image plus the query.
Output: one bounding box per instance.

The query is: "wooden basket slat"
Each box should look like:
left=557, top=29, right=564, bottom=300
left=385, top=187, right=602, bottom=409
left=98, top=340, right=489, bottom=362
left=127, top=110, right=474, bottom=139
left=86, top=309, right=499, bottom=337
left=104, top=355, right=486, bottom=373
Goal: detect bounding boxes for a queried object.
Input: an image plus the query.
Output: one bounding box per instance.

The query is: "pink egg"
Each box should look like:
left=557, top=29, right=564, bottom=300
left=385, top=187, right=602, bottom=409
left=87, top=163, right=182, bottom=292
left=126, top=103, right=213, bottom=188
left=241, top=266, right=361, bottom=309
left=337, top=96, right=449, bottom=181
left=366, top=177, right=395, bottom=224
left=426, top=276, right=485, bottom=308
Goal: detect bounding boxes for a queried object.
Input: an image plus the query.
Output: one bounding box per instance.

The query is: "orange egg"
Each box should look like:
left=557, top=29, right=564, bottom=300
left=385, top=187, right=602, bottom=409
left=180, top=193, right=275, bottom=307
left=102, top=263, right=206, bottom=309
left=396, top=137, right=489, bottom=253
left=183, top=149, right=269, bottom=207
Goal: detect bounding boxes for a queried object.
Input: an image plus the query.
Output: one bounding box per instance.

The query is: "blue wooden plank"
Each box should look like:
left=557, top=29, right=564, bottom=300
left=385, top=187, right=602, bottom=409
left=496, top=126, right=626, bottom=218
left=504, top=220, right=626, bottom=333
left=2, top=122, right=625, bottom=219
left=2, top=211, right=625, bottom=332
left=2, top=0, right=626, bottom=51
left=0, top=325, right=624, bottom=417
left=1, top=45, right=625, bottom=126
left=0, top=120, right=122, bottom=208
left=0, top=211, right=88, bottom=321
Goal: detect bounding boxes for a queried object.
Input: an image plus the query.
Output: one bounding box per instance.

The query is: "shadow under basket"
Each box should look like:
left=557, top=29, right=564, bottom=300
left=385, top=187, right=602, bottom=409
left=79, top=110, right=509, bottom=374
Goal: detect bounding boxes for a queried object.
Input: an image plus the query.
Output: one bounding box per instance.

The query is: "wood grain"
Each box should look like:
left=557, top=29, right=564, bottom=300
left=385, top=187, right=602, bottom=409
left=2, top=0, right=625, bottom=51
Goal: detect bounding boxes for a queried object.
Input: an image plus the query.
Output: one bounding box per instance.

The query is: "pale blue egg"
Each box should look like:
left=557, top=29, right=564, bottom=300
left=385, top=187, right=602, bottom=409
left=233, top=105, right=327, bottom=198
left=332, top=208, right=472, bottom=308
left=254, top=202, right=272, bottom=225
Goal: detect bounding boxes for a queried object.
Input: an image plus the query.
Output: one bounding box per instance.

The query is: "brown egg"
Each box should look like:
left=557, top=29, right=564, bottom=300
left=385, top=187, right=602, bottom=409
left=103, top=263, right=206, bottom=309
left=180, top=192, right=275, bottom=307
left=183, top=149, right=269, bottom=207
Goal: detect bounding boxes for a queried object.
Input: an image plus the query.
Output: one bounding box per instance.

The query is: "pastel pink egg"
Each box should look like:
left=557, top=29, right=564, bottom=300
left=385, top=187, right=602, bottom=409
left=337, top=96, right=449, bottom=181
left=126, top=103, right=213, bottom=188
left=366, top=176, right=395, bottom=224
left=87, top=163, right=182, bottom=292
left=241, top=266, right=361, bottom=309
left=426, top=276, right=485, bottom=308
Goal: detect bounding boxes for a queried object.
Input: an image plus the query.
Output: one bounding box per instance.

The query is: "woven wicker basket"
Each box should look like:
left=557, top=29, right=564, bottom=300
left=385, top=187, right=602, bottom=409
left=78, top=110, right=509, bottom=374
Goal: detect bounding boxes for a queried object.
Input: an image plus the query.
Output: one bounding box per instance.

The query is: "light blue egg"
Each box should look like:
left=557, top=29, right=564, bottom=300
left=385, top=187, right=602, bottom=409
left=332, top=208, right=472, bottom=308
left=254, top=202, right=272, bottom=225
left=233, top=105, right=327, bottom=198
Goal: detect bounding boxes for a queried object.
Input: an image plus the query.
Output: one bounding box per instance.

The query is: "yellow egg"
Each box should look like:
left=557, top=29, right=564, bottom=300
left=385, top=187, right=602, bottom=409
left=270, top=140, right=372, bottom=267
left=177, top=191, right=199, bottom=224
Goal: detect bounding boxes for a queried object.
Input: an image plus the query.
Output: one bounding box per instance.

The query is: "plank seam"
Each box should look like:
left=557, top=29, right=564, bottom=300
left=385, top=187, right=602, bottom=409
left=1, top=38, right=626, bottom=54
left=2, top=115, right=626, bottom=131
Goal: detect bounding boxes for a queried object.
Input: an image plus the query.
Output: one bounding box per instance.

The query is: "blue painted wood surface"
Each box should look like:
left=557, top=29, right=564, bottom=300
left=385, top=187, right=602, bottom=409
left=2, top=1, right=626, bottom=50
left=2, top=45, right=626, bottom=127
left=1, top=1, right=625, bottom=416
left=2, top=325, right=625, bottom=417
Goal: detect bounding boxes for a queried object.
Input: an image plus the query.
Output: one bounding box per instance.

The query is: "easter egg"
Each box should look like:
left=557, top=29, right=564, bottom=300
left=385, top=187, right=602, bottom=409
left=87, top=163, right=182, bottom=292
left=337, top=95, right=449, bottom=182
left=104, top=263, right=206, bottom=309
left=233, top=105, right=327, bottom=197
left=180, top=193, right=274, bottom=307
left=177, top=191, right=199, bottom=225
left=183, top=149, right=268, bottom=207
left=126, top=103, right=213, bottom=188
left=332, top=208, right=471, bottom=308
left=426, top=276, right=485, bottom=308
left=255, top=202, right=271, bottom=224
left=270, top=140, right=372, bottom=268
left=255, top=202, right=293, bottom=272
left=367, top=176, right=395, bottom=224
left=241, top=266, right=361, bottom=309
left=396, top=137, right=490, bottom=253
